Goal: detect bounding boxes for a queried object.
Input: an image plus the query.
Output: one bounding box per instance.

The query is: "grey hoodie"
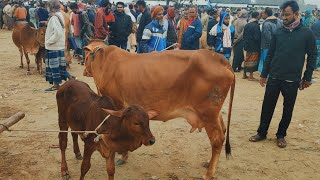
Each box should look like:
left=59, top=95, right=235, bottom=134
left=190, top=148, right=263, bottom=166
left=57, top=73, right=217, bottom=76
left=261, top=16, right=282, bottom=49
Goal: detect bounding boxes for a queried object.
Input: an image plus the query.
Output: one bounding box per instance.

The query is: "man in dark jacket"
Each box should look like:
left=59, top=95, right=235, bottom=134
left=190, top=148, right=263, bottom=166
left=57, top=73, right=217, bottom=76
left=207, top=9, right=219, bottom=50
left=243, top=11, right=261, bottom=80
left=249, top=1, right=317, bottom=148
left=258, top=7, right=282, bottom=73
left=181, top=6, right=202, bottom=50
left=165, top=7, right=177, bottom=49
left=109, top=1, right=132, bottom=50
left=136, top=0, right=152, bottom=53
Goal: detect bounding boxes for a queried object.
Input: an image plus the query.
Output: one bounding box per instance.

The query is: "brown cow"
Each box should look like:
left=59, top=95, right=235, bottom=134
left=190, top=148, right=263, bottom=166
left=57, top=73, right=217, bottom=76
left=12, top=22, right=46, bottom=74
left=83, top=41, right=235, bottom=179
left=57, top=80, right=156, bottom=180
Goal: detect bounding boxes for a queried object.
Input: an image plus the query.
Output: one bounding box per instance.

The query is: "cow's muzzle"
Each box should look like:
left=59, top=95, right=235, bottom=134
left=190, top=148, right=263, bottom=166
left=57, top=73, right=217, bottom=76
left=144, top=136, right=155, bottom=146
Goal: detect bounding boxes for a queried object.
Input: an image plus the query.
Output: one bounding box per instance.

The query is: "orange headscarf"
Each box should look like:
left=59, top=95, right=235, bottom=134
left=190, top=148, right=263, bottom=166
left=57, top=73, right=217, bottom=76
left=151, top=6, right=164, bottom=19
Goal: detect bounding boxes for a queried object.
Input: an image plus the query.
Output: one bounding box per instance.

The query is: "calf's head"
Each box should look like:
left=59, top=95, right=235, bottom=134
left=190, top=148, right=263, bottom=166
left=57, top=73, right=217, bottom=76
left=98, top=105, right=158, bottom=147
left=35, top=27, right=46, bottom=47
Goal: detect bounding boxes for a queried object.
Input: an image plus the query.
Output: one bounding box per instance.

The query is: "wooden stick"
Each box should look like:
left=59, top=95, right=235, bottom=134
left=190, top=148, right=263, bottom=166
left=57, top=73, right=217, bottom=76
left=0, top=112, right=25, bottom=134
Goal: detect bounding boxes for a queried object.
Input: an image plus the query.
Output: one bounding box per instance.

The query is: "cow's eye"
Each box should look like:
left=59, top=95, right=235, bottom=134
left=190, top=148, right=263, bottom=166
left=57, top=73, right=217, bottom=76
left=134, top=123, right=140, bottom=126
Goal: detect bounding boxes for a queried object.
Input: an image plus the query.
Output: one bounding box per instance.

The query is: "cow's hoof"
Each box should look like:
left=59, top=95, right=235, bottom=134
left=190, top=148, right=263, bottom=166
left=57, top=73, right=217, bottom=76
left=202, top=175, right=215, bottom=180
left=61, top=171, right=70, bottom=180
left=116, top=159, right=126, bottom=166
left=75, top=153, right=83, bottom=160
left=19, top=65, right=23, bottom=68
left=26, top=71, right=31, bottom=75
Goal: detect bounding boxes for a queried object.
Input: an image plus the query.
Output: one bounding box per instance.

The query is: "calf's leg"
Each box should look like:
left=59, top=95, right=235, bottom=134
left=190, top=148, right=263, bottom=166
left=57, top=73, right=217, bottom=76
left=107, top=152, right=116, bottom=180
left=71, top=132, right=82, bottom=160
left=80, top=142, right=95, bottom=180
left=59, top=131, right=70, bottom=180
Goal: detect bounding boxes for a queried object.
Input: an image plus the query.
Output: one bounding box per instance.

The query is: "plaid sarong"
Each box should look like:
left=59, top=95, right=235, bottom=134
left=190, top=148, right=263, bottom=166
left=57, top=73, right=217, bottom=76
left=45, top=50, right=69, bottom=85
left=244, top=52, right=260, bottom=73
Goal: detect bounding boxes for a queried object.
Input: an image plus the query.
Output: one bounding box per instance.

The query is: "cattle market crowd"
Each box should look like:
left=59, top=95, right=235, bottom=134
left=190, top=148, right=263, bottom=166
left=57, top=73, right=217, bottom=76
left=0, top=0, right=319, bottom=179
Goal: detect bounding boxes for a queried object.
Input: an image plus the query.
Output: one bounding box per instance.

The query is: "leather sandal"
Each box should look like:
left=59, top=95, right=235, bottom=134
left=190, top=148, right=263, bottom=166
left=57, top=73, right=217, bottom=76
left=249, top=134, right=266, bottom=142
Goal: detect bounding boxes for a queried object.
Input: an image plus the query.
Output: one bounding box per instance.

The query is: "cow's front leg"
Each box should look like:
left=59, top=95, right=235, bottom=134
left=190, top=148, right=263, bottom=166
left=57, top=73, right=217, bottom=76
left=116, top=152, right=128, bottom=165
left=107, top=151, right=116, bottom=180
left=80, top=142, right=95, bottom=180
left=203, top=115, right=225, bottom=180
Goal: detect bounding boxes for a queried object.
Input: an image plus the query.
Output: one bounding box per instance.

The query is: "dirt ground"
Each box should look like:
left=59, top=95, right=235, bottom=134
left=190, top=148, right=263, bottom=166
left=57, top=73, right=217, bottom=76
left=0, top=29, right=320, bottom=180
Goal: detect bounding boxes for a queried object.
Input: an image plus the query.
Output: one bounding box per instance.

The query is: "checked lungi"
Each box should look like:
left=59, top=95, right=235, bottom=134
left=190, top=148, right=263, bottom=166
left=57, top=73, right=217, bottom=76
left=45, top=50, right=69, bottom=85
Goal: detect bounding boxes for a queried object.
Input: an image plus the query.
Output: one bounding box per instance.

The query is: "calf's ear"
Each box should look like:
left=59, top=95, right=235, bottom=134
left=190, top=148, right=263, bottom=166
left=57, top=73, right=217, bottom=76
left=102, top=108, right=125, bottom=118
left=147, top=110, right=159, bottom=119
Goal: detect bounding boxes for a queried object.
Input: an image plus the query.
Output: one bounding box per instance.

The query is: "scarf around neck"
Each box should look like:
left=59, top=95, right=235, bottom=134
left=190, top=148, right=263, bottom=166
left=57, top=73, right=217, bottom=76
left=284, top=18, right=300, bottom=31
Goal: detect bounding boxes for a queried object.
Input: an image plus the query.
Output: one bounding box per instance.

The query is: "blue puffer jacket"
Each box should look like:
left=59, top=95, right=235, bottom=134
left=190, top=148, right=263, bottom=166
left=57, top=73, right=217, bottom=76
left=213, top=12, right=235, bottom=56
left=181, top=18, right=202, bottom=50
left=140, top=20, right=167, bottom=53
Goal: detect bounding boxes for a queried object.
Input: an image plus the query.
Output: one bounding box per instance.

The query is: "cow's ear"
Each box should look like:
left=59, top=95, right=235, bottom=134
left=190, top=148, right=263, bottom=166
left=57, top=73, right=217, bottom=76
left=146, top=110, right=158, bottom=119
left=102, top=108, right=124, bottom=118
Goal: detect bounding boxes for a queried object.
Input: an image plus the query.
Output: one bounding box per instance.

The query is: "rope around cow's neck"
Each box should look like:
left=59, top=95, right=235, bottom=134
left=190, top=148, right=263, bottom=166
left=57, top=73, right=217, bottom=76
left=1, top=114, right=111, bottom=143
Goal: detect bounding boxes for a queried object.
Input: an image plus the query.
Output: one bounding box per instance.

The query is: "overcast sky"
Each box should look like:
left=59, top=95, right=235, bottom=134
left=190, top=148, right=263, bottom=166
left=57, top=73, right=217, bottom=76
left=305, top=0, right=320, bottom=6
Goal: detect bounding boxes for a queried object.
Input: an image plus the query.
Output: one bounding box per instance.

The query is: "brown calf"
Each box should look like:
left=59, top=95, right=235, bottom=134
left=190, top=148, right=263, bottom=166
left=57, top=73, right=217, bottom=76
left=56, top=80, right=157, bottom=180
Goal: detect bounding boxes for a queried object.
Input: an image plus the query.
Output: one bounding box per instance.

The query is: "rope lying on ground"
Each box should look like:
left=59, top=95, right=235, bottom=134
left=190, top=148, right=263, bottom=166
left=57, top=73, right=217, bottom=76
left=0, top=114, right=111, bottom=142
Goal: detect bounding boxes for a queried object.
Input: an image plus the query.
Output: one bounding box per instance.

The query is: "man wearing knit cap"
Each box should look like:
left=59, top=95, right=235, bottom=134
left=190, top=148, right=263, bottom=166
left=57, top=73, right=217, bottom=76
left=181, top=6, right=202, bottom=50
left=140, top=5, right=168, bottom=53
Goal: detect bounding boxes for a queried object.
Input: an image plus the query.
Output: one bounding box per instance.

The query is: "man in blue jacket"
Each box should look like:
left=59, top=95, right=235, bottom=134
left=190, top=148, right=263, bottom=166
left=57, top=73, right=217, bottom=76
left=140, top=6, right=167, bottom=53
left=181, top=6, right=202, bottom=50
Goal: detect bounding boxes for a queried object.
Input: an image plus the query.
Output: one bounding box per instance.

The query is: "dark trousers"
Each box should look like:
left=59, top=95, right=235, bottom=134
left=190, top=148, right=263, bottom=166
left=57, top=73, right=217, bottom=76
left=232, top=39, right=244, bottom=70
left=257, top=79, right=299, bottom=139
left=110, top=40, right=127, bottom=50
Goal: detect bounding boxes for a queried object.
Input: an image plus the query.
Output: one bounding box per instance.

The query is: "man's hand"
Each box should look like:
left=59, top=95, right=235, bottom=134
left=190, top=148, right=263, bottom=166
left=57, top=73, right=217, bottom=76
left=260, top=77, right=267, bottom=87
left=299, top=80, right=312, bottom=90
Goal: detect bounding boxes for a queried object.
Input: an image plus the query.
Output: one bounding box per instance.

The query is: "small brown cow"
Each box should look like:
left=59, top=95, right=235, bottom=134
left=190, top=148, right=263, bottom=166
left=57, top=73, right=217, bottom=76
left=56, top=80, right=156, bottom=180
left=12, top=22, right=46, bottom=74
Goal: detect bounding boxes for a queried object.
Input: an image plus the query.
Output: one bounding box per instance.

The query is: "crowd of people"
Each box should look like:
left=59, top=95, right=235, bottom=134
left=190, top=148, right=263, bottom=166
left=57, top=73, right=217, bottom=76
left=0, top=0, right=319, bottom=148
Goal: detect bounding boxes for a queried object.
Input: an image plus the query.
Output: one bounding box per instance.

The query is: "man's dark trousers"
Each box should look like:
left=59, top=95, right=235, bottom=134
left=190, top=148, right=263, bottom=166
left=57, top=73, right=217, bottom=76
left=257, top=78, right=299, bottom=139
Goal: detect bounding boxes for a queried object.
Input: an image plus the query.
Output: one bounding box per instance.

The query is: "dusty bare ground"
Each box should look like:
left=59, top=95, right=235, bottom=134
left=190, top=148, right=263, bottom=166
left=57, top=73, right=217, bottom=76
left=0, top=29, right=320, bottom=180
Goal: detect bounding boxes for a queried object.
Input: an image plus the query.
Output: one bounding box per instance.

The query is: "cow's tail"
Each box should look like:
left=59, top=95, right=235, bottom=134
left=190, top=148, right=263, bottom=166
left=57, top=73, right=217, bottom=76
left=225, top=74, right=235, bottom=159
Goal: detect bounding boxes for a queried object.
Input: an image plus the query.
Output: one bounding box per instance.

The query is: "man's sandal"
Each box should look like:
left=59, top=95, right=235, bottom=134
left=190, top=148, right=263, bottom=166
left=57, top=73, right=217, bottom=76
left=277, top=138, right=287, bottom=148
left=249, top=134, right=266, bottom=142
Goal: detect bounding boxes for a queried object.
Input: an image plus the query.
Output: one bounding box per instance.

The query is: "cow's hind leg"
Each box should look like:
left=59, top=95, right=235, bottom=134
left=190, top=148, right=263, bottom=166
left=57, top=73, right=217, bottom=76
left=23, top=50, right=31, bottom=75
left=80, top=142, right=95, bottom=180
left=59, top=129, right=70, bottom=180
left=19, top=48, right=24, bottom=68
left=203, top=113, right=226, bottom=180
left=71, top=132, right=82, bottom=160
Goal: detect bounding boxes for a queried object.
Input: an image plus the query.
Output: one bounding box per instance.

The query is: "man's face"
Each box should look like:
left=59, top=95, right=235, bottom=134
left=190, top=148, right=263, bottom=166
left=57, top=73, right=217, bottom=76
left=237, top=10, right=241, bottom=17
left=224, top=15, right=230, bottom=25
left=184, top=11, right=188, bottom=19
left=212, top=13, right=218, bottom=19
left=281, top=6, right=298, bottom=26
left=261, top=11, right=267, bottom=20
left=155, top=10, right=164, bottom=21
left=137, top=5, right=143, bottom=12
left=117, top=4, right=124, bottom=13
left=105, top=5, right=111, bottom=14
left=188, top=8, right=196, bottom=18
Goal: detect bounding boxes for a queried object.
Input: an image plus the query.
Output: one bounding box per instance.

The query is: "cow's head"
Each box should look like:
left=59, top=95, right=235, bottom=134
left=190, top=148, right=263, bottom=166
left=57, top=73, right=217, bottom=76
left=34, top=27, right=46, bottom=47
left=98, top=105, right=158, bottom=147
left=83, top=40, right=107, bottom=77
